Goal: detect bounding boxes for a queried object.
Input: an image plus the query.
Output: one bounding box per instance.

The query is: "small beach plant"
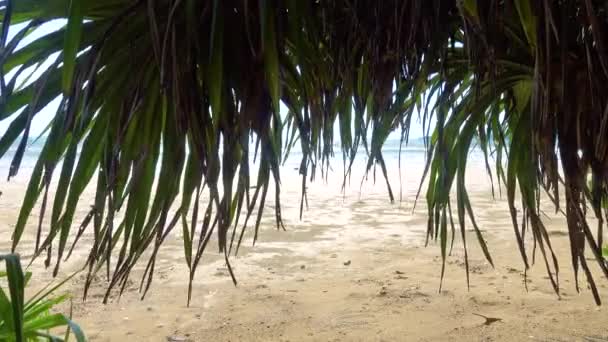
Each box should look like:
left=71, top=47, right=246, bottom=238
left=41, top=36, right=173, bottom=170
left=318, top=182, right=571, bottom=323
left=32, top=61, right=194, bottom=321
left=0, top=254, right=86, bottom=341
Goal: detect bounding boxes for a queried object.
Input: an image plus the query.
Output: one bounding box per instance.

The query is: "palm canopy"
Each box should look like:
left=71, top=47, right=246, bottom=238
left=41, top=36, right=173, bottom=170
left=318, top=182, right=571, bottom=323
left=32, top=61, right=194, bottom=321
left=1, top=0, right=607, bottom=305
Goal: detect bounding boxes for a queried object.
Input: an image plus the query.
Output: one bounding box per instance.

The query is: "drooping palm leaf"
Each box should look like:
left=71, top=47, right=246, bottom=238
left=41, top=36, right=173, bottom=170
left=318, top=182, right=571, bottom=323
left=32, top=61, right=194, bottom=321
left=1, top=0, right=608, bottom=305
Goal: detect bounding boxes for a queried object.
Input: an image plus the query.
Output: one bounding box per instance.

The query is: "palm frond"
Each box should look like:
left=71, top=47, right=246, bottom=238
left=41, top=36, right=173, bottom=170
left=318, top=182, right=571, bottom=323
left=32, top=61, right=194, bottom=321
left=1, top=0, right=608, bottom=305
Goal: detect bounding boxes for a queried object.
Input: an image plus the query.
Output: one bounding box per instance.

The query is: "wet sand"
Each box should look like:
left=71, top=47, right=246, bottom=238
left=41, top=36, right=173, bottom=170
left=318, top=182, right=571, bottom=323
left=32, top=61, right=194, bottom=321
left=1, top=159, right=607, bottom=341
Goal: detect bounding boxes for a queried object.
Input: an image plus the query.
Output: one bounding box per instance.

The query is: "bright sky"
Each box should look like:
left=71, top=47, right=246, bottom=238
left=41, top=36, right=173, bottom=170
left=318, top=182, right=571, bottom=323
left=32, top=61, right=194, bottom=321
left=1, top=20, right=66, bottom=137
left=1, top=20, right=430, bottom=141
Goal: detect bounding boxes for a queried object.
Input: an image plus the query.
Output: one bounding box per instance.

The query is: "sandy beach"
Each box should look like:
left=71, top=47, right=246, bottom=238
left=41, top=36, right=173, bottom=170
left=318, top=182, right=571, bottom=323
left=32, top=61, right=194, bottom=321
left=1, top=156, right=607, bottom=341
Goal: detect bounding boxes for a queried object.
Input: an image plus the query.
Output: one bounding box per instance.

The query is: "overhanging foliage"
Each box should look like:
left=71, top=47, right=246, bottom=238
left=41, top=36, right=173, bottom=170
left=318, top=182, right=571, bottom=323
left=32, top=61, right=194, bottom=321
left=1, top=0, right=607, bottom=305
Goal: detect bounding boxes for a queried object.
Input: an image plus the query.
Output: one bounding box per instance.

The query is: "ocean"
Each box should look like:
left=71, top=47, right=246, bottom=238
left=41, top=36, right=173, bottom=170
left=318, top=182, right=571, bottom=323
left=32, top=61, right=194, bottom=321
left=0, top=136, right=486, bottom=180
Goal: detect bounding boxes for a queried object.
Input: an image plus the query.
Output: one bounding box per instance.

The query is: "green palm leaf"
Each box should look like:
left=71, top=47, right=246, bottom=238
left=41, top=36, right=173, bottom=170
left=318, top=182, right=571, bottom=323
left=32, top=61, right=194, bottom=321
left=1, top=0, right=608, bottom=305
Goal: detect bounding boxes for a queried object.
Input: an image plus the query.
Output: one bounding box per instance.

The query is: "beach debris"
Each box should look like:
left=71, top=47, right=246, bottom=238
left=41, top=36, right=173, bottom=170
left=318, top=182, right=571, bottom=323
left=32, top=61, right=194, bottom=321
left=300, top=265, right=306, bottom=269
left=343, top=260, right=351, bottom=266
left=506, top=267, right=520, bottom=274
left=166, top=336, right=188, bottom=342
left=472, top=313, right=502, bottom=326
left=399, top=286, right=429, bottom=299
left=395, top=270, right=405, bottom=275
left=584, top=336, right=608, bottom=342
